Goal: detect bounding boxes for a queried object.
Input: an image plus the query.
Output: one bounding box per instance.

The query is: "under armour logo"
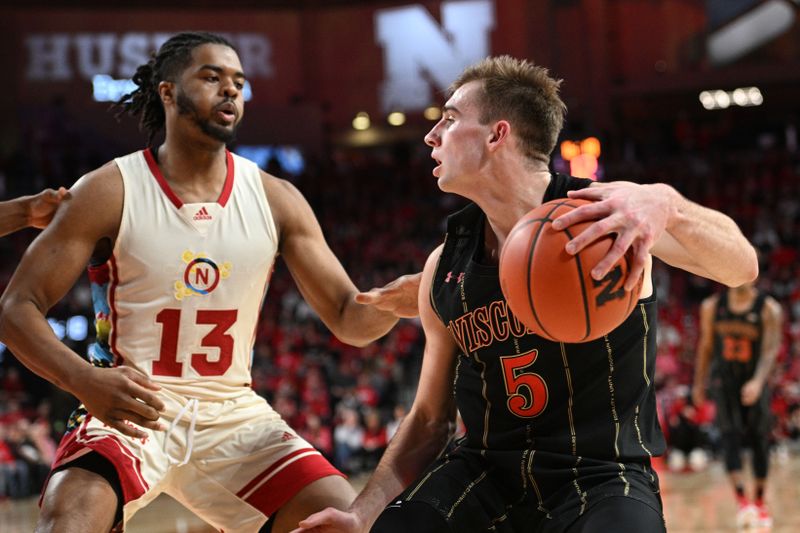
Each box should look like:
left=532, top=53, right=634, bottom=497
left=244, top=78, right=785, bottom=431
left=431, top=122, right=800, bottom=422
left=193, top=206, right=212, bottom=221
left=445, top=271, right=465, bottom=283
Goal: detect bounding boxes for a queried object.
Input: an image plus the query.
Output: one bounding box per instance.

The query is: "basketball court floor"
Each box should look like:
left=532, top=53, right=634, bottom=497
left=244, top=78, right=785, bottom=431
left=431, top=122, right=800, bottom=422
left=2, top=454, right=799, bottom=532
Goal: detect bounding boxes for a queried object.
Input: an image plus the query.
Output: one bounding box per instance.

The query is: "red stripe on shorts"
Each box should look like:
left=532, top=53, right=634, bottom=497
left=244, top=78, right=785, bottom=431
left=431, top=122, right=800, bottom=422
left=237, top=448, right=344, bottom=518
left=44, top=415, right=149, bottom=506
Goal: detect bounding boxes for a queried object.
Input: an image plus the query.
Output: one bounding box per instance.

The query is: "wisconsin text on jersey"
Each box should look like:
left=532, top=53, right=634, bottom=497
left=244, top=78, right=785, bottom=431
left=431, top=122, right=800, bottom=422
left=447, top=298, right=534, bottom=354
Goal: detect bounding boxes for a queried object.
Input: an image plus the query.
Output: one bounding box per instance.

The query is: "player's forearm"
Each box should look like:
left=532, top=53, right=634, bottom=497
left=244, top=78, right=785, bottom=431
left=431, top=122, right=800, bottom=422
left=661, top=185, right=758, bottom=287
left=753, top=350, right=778, bottom=386
left=0, top=297, right=91, bottom=395
left=350, top=410, right=451, bottom=527
left=752, top=334, right=780, bottom=385
left=0, top=197, right=32, bottom=237
left=336, top=300, right=398, bottom=347
left=752, top=303, right=782, bottom=385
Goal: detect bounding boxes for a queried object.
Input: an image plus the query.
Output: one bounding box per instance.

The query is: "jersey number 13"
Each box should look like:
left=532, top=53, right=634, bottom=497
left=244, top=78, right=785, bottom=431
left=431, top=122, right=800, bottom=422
left=153, top=308, right=238, bottom=376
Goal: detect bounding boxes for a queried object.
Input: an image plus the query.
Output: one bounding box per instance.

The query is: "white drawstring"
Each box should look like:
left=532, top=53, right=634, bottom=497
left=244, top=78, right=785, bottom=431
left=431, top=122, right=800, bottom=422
left=163, top=398, right=199, bottom=466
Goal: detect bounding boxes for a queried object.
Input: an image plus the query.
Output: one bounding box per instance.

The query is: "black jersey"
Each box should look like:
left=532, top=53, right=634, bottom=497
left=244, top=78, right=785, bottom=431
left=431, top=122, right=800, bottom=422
left=711, top=291, right=766, bottom=393
left=431, top=173, right=664, bottom=461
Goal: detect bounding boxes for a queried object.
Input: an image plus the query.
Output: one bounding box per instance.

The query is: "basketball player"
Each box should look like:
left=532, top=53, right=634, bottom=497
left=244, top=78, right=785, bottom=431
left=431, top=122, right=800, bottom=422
left=0, top=188, right=67, bottom=237
left=293, top=56, right=757, bottom=533
left=693, top=281, right=782, bottom=528
left=0, top=32, right=417, bottom=533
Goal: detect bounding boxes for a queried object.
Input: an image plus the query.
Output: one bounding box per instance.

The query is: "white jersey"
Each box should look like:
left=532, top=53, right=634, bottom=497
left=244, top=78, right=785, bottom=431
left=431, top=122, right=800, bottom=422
left=107, top=148, right=277, bottom=400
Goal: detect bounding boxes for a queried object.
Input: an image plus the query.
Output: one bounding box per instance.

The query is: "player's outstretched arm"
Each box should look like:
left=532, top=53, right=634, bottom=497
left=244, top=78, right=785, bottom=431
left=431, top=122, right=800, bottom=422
left=552, top=181, right=758, bottom=289
left=355, top=272, right=421, bottom=318
left=265, top=174, right=407, bottom=346
left=290, top=245, right=458, bottom=533
left=0, top=165, right=164, bottom=439
left=692, top=295, right=718, bottom=407
left=0, top=187, right=68, bottom=237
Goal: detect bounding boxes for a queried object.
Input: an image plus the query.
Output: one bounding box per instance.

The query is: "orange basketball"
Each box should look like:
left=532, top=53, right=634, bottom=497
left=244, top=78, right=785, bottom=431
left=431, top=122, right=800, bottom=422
left=499, top=198, right=643, bottom=343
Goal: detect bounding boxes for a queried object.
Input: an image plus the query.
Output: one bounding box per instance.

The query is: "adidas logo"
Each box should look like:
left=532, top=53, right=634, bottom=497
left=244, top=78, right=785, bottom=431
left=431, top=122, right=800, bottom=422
left=193, top=207, right=212, bottom=221
left=281, top=431, right=296, bottom=442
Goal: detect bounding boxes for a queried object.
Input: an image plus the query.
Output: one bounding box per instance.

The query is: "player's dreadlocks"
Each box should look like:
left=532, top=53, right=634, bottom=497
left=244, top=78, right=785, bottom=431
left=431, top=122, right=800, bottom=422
left=113, top=32, right=236, bottom=145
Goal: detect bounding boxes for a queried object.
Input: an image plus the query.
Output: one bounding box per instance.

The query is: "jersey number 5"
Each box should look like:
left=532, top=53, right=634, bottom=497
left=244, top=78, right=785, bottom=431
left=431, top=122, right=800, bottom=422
left=153, top=309, right=238, bottom=377
left=500, top=350, right=548, bottom=418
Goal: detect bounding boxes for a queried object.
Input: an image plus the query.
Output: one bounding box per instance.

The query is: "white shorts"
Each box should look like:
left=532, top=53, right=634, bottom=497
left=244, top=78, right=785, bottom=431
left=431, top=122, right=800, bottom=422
left=48, top=388, right=343, bottom=532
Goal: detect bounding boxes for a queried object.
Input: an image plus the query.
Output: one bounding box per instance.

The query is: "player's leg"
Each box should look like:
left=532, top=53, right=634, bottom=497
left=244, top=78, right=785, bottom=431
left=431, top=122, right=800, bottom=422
left=751, top=430, right=769, bottom=498
left=267, top=475, right=356, bottom=533
left=368, top=448, right=521, bottom=533
left=720, top=430, right=745, bottom=492
left=749, top=418, right=772, bottom=527
left=564, top=496, right=665, bottom=533
left=174, top=393, right=350, bottom=532
left=40, top=404, right=173, bottom=532
left=37, top=454, right=121, bottom=533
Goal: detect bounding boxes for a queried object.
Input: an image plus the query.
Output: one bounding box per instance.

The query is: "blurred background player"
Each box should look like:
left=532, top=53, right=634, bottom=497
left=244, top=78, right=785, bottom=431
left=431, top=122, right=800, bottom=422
left=693, top=280, right=783, bottom=529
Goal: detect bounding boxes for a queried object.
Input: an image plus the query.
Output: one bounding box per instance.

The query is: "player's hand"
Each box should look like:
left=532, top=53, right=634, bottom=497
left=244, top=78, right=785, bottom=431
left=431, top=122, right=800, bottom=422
left=74, top=365, right=166, bottom=439
left=741, top=378, right=763, bottom=406
left=355, top=272, right=422, bottom=318
left=551, top=182, right=675, bottom=291
left=28, top=187, right=69, bottom=229
left=289, top=507, right=366, bottom=533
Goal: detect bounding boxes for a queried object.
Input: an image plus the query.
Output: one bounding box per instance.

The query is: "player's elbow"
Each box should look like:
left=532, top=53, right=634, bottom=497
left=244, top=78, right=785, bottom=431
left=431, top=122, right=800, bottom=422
left=333, top=317, right=395, bottom=347
left=0, top=296, right=14, bottom=344
left=337, top=333, right=373, bottom=348
left=412, top=405, right=455, bottom=444
left=725, top=246, right=759, bottom=288
left=0, top=294, right=34, bottom=345
left=331, top=322, right=379, bottom=347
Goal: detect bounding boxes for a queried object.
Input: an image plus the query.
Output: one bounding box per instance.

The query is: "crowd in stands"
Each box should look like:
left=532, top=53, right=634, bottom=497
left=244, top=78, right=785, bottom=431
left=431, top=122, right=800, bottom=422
left=1, top=105, right=799, bottom=497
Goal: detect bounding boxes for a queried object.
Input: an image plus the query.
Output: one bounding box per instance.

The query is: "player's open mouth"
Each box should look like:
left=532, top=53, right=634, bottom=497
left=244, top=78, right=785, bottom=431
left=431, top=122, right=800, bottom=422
left=432, top=157, right=442, bottom=176
left=215, top=103, right=237, bottom=124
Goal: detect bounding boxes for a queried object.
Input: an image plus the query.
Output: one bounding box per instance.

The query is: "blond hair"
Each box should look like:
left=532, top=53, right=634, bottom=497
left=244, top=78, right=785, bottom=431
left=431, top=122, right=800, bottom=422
left=449, top=55, right=566, bottom=163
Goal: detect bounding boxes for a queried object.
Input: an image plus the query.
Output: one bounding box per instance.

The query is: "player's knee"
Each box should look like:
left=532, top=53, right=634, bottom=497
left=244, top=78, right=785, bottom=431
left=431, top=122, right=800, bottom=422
left=38, top=467, right=119, bottom=532
left=34, top=511, right=57, bottom=533
left=371, top=500, right=451, bottom=533
left=36, top=498, right=85, bottom=533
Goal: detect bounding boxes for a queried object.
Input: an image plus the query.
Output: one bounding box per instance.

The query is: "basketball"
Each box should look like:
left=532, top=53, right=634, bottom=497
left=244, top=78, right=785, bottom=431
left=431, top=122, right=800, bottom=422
left=499, top=198, right=643, bottom=343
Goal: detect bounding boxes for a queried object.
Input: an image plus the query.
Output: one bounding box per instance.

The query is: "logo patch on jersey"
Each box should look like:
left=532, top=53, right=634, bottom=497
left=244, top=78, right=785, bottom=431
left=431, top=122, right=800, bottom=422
left=281, top=431, right=296, bottom=442
left=174, top=250, right=232, bottom=300
left=445, top=271, right=465, bottom=284
left=193, top=206, right=212, bottom=221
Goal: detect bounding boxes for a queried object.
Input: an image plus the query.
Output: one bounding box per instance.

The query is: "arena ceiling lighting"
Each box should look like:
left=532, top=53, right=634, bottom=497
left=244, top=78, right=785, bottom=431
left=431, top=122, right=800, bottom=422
left=423, top=106, right=442, bottom=121
left=387, top=111, right=406, bottom=126
left=352, top=111, right=371, bottom=130
left=699, top=87, right=763, bottom=110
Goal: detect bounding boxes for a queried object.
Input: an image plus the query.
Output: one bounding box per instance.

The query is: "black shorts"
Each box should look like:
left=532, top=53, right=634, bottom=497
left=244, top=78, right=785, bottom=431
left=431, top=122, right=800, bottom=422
left=373, top=442, right=664, bottom=532
left=714, top=386, right=771, bottom=435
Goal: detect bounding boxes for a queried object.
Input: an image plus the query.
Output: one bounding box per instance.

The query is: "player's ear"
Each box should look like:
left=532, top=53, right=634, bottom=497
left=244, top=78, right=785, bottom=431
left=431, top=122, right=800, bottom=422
left=487, top=120, right=510, bottom=151
left=158, top=81, right=175, bottom=105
